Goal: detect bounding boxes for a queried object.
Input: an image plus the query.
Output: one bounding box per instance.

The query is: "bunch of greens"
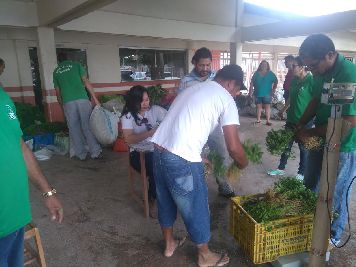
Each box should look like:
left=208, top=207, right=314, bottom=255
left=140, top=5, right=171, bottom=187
left=147, top=84, right=166, bottom=106
left=14, top=102, right=45, bottom=130
left=242, top=177, right=317, bottom=223
left=23, top=122, right=68, bottom=136
left=266, top=129, right=295, bottom=157
left=207, top=140, right=262, bottom=181
left=243, top=139, right=263, bottom=164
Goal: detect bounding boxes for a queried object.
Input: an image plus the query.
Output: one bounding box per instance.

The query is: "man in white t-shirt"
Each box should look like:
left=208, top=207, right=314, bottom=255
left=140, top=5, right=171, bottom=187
left=151, top=64, right=248, bottom=267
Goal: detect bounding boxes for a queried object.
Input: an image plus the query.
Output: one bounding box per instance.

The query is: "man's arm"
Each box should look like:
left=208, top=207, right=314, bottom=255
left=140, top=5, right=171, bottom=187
left=222, top=125, right=248, bottom=169
left=81, top=76, right=100, bottom=106
left=297, top=97, right=318, bottom=127
left=21, top=140, right=63, bottom=223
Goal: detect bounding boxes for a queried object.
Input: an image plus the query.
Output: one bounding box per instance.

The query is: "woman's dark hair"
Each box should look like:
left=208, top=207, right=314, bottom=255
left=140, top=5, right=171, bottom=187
left=284, top=55, right=294, bottom=62
left=257, top=60, right=270, bottom=72
left=191, top=47, right=212, bottom=64
left=121, top=85, right=149, bottom=125
left=293, top=56, right=308, bottom=72
left=299, top=34, right=335, bottom=60
left=0, top=58, right=4, bottom=67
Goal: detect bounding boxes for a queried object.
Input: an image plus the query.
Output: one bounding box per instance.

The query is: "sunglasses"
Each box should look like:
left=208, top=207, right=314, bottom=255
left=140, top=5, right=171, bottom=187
left=138, top=118, right=153, bottom=131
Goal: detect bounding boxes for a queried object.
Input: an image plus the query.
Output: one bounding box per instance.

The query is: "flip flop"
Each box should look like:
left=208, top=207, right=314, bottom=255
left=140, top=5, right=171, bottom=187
left=164, top=236, right=187, bottom=257
left=198, top=253, right=230, bottom=267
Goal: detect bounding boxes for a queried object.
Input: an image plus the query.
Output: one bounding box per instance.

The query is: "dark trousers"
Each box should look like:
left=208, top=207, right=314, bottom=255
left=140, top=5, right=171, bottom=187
left=129, top=151, right=156, bottom=200
left=277, top=121, right=313, bottom=175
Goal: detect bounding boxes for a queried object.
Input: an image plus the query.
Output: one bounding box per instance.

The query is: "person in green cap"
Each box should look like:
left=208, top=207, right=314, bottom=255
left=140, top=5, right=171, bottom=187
left=0, top=58, right=63, bottom=267
left=53, top=53, right=102, bottom=160
left=296, top=34, right=356, bottom=248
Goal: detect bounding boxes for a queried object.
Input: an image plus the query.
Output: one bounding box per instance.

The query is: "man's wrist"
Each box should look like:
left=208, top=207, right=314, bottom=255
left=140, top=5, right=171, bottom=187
left=42, top=188, right=57, bottom=198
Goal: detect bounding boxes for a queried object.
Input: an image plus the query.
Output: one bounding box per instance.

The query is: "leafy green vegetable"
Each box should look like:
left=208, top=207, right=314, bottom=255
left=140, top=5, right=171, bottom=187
left=243, top=139, right=263, bottom=164
left=99, top=94, right=126, bottom=104
left=266, top=129, right=295, bottom=157
left=207, top=150, right=227, bottom=178
left=23, top=122, right=68, bottom=135
left=242, top=177, right=317, bottom=223
left=14, top=102, right=45, bottom=130
left=147, top=84, right=167, bottom=106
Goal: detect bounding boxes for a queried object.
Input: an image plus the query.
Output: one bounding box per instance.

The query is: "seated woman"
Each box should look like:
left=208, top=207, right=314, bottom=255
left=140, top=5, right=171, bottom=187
left=121, top=85, right=167, bottom=218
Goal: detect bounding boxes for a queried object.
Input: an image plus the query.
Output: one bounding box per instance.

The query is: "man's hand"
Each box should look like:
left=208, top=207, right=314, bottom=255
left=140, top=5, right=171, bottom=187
left=296, top=128, right=313, bottom=143
left=93, top=96, right=101, bottom=106
left=45, top=196, right=63, bottom=223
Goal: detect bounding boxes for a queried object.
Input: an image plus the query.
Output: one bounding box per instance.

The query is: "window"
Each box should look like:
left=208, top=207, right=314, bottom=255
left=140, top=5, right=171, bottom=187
left=119, top=48, right=186, bottom=82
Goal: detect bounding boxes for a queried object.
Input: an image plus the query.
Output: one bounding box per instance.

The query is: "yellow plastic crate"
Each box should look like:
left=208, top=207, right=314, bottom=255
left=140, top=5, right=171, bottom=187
left=230, top=195, right=314, bottom=264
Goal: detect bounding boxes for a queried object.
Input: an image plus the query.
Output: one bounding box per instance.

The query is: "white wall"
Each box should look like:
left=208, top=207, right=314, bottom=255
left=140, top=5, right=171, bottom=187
left=0, top=40, right=21, bottom=87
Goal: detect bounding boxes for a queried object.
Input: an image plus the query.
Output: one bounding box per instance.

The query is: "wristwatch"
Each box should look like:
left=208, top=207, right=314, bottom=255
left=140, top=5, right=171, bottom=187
left=42, top=188, right=57, bottom=198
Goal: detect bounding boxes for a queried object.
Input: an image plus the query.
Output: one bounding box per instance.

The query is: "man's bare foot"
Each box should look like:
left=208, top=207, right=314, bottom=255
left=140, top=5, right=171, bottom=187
left=198, top=251, right=229, bottom=267
left=164, top=236, right=187, bottom=257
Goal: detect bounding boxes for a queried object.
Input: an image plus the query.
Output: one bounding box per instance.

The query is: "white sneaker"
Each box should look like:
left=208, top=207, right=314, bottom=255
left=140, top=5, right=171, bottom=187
left=295, top=174, right=304, bottom=181
left=267, top=169, right=285, bottom=176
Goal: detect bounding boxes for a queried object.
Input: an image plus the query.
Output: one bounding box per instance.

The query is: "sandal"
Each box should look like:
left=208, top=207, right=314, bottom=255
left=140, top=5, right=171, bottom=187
left=198, top=253, right=230, bottom=267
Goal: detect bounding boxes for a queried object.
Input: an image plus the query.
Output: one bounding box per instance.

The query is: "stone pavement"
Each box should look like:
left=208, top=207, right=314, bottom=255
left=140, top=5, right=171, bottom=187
left=29, top=116, right=356, bottom=267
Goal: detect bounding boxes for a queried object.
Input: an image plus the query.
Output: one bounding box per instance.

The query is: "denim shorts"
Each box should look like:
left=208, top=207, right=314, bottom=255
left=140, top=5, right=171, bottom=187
left=153, top=148, right=211, bottom=244
left=255, top=95, right=272, bottom=104
left=0, top=227, right=24, bottom=267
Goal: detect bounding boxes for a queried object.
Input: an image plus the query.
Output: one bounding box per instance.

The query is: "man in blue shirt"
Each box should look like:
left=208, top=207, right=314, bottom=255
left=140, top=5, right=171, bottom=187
left=178, top=47, right=236, bottom=198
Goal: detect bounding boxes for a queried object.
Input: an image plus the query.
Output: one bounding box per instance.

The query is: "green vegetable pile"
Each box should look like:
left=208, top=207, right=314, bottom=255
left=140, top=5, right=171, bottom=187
left=99, top=94, right=125, bottom=105
left=206, top=140, right=263, bottom=181
left=14, top=102, right=45, bottom=130
left=23, top=122, right=68, bottom=136
left=243, top=177, right=317, bottom=223
left=147, top=85, right=167, bottom=106
left=266, top=129, right=295, bottom=157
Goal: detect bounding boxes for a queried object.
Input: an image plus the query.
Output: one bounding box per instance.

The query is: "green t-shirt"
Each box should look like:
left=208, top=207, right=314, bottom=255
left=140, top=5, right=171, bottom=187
left=0, top=86, right=31, bottom=237
left=252, top=70, right=278, bottom=97
left=312, top=54, right=356, bottom=152
left=287, top=73, right=314, bottom=124
left=53, top=60, right=89, bottom=104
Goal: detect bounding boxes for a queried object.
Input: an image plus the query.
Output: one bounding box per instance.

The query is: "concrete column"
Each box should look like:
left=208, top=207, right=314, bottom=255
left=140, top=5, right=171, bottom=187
left=14, top=40, right=35, bottom=105
left=37, top=27, right=63, bottom=122
left=186, top=41, right=197, bottom=73
left=272, top=51, right=278, bottom=74
left=230, top=0, right=244, bottom=65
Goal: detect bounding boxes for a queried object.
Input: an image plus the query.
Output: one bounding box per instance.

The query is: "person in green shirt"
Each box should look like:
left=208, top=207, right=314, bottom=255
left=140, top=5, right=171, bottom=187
left=267, top=56, right=314, bottom=179
left=0, top=58, right=63, bottom=267
left=53, top=53, right=102, bottom=160
left=248, top=60, right=278, bottom=126
left=296, top=34, right=356, bottom=247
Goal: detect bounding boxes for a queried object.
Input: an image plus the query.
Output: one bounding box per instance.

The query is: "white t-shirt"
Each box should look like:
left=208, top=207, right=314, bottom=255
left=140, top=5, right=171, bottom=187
left=121, top=105, right=167, bottom=151
left=151, top=81, right=240, bottom=162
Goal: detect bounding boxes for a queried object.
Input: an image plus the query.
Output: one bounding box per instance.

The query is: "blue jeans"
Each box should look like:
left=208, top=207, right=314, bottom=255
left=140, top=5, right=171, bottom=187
left=0, top=228, right=24, bottom=267
left=153, top=148, right=210, bottom=244
left=331, top=151, right=356, bottom=241
left=130, top=151, right=156, bottom=200
left=278, top=122, right=312, bottom=175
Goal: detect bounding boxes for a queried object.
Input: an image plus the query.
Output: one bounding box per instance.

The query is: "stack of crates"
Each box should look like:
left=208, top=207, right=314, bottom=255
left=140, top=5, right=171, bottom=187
left=230, top=195, right=314, bottom=264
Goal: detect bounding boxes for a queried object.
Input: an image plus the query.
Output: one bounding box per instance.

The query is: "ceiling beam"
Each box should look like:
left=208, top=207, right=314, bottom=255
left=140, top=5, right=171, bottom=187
left=242, top=10, right=356, bottom=42
left=37, top=0, right=116, bottom=27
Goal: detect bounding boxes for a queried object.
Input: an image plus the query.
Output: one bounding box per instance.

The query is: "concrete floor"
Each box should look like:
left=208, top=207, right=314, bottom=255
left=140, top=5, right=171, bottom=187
left=29, top=116, right=356, bottom=267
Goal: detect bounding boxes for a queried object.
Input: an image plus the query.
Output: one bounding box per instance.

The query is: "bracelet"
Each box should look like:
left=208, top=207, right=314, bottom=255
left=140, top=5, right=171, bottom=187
left=42, top=188, right=57, bottom=198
